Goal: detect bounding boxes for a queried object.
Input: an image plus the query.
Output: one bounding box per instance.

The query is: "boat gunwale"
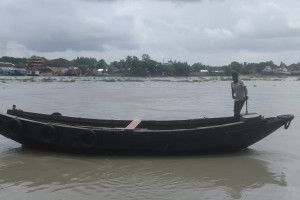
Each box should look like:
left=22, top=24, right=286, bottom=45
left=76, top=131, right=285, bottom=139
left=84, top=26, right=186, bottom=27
left=6, top=109, right=239, bottom=128
left=7, top=109, right=235, bottom=124
left=0, top=112, right=272, bottom=133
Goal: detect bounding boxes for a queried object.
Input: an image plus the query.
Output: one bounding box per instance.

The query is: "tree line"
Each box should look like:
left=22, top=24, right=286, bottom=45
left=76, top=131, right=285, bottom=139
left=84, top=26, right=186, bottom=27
left=1, top=54, right=300, bottom=76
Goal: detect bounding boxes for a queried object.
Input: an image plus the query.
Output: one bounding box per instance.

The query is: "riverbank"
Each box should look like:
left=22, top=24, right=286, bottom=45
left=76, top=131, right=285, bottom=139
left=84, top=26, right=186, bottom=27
left=1, top=75, right=299, bottom=83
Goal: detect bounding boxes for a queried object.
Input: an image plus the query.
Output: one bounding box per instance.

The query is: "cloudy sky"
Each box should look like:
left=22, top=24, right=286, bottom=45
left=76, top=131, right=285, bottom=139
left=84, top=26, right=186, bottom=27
left=1, top=0, right=300, bottom=66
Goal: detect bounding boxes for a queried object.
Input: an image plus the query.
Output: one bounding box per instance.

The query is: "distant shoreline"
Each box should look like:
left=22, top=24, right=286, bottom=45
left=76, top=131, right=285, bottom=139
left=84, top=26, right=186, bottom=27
left=1, top=75, right=299, bottom=83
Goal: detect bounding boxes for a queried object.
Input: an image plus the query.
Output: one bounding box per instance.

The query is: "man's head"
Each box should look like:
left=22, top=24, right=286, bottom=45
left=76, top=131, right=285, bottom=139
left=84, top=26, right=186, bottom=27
left=232, top=72, right=239, bottom=83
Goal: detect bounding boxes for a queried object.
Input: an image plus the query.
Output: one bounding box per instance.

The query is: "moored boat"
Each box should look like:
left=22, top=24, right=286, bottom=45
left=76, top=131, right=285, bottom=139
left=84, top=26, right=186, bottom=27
left=0, top=105, right=294, bottom=155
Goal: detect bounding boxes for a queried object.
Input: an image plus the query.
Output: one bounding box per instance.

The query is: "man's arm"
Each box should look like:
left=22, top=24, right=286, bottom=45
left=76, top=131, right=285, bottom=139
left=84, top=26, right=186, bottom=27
left=232, top=88, right=235, bottom=99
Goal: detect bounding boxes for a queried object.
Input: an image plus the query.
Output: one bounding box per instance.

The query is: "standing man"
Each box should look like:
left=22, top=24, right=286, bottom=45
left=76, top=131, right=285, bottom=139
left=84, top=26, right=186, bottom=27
left=231, top=73, right=248, bottom=121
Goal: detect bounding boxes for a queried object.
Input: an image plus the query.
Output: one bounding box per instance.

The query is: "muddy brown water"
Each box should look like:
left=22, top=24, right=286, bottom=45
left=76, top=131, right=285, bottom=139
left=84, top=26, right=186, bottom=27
left=0, top=77, right=299, bottom=200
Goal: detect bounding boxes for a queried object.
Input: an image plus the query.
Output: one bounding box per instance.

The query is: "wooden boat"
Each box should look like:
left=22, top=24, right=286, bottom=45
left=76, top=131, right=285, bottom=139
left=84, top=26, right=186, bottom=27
left=0, top=105, right=294, bottom=155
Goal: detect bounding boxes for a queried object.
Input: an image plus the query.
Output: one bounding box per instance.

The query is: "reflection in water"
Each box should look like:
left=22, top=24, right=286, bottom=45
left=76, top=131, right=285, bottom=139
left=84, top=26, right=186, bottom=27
left=0, top=147, right=286, bottom=200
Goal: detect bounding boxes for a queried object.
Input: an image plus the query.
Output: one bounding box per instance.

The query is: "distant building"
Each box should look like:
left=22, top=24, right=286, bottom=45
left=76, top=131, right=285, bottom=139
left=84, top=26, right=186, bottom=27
left=262, top=66, right=291, bottom=75
left=56, top=67, right=80, bottom=76
left=262, top=66, right=273, bottom=75
left=210, top=70, right=225, bottom=76
left=277, top=66, right=290, bottom=75
left=24, top=58, right=47, bottom=75
left=24, top=59, right=45, bottom=68
left=291, top=71, right=300, bottom=76
left=191, top=69, right=209, bottom=76
left=0, top=62, right=15, bottom=68
left=66, top=67, right=80, bottom=76
left=200, top=70, right=209, bottom=76
left=0, top=67, right=14, bottom=75
left=0, top=62, right=25, bottom=76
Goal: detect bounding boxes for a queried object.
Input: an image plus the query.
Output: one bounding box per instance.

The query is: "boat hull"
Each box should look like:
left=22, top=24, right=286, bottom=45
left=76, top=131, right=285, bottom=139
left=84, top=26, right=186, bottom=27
left=0, top=109, right=294, bottom=155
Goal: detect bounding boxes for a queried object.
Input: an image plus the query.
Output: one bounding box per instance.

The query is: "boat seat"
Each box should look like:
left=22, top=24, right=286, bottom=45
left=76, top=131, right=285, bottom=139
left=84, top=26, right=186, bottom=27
left=125, top=119, right=142, bottom=130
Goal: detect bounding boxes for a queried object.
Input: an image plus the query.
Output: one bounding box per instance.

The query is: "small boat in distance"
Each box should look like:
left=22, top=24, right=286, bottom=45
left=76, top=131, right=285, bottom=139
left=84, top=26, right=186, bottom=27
left=0, top=105, right=294, bottom=155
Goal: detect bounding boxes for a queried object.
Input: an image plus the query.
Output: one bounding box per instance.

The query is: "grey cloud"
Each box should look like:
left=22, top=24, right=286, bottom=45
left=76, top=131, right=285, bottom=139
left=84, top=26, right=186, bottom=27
left=83, top=0, right=203, bottom=1
left=1, top=0, right=300, bottom=65
left=21, top=33, right=139, bottom=52
left=0, top=0, right=139, bottom=52
left=23, top=38, right=105, bottom=52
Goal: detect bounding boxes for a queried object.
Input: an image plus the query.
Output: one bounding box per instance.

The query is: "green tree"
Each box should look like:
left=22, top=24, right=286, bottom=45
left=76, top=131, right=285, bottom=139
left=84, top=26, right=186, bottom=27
left=244, top=63, right=257, bottom=74
left=160, top=62, right=175, bottom=76
left=47, top=58, right=70, bottom=68
left=288, top=63, right=300, bottom=71
left=125, top=56, right=133, bottom=71
left=131, top=56, right=147, bottom=76
left=30, top=55, right=47, bottom=61
left=141, top=54, right=159, bottom=75
left=191, top=62, right=207, bottom=72
left=173, top=61, right=190, bottom=76
left=96, top=59, right=108, bottom=70
left=73, top=57, right=97, bottom=73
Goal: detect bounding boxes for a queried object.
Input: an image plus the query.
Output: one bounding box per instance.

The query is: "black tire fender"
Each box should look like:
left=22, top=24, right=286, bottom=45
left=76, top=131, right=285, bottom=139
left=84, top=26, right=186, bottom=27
left=50, top=112, right=62, bottom=120
left=76, top=129, right=98, bottom=149
left=9, top=118, right=23, bottom=137
left=51, top=112, right=62, bottom=117
left=277, top=114, right=293, bottom=119
left=41, top=124, right=58, bottom=144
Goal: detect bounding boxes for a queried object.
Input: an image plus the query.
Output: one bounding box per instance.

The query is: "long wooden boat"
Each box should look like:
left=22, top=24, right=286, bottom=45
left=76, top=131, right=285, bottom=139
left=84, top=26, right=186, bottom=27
left=0, top=106, right=294, bottom=155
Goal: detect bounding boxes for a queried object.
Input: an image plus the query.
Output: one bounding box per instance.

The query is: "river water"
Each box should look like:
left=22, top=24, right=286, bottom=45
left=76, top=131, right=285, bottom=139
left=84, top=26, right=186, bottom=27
left=0, top=76, right=299, bottom=200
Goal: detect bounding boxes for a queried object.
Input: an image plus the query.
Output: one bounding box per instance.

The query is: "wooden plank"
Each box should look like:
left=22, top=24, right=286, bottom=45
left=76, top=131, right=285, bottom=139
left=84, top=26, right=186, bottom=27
left=242, top=113, right=260, bottom=119
left=125, top=119, right=142, bottom=130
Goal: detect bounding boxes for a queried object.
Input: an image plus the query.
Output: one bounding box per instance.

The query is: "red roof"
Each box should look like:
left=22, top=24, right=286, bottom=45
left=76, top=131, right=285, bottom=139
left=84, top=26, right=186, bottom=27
left=0, top=62, right=15, bottom=68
